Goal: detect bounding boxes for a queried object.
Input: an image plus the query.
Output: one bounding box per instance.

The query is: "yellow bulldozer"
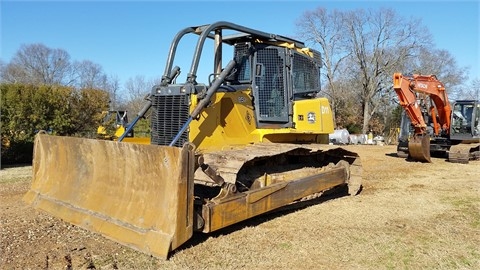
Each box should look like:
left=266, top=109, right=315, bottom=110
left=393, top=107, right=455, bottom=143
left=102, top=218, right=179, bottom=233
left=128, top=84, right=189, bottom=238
left=97, top=110, right=132, bottom=139
left=24, top=21, right=362, bottom=259
left=96, top=110, right=150, bottom=144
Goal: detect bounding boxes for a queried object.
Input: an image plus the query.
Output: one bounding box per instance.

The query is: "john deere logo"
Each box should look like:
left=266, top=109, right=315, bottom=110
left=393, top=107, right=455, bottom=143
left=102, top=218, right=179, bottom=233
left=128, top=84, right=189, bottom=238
left=307, top=112, right=316, bottom=123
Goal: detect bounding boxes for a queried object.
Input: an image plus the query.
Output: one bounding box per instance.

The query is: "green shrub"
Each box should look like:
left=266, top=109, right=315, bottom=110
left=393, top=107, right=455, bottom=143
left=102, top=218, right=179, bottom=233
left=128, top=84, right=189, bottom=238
left=1, top=83, right=109, bottom=164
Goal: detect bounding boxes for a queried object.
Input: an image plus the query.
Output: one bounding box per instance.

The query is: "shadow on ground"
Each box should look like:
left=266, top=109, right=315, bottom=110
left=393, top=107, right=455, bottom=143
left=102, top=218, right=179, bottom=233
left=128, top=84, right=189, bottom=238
left=170, top=185, right=355, bottom=258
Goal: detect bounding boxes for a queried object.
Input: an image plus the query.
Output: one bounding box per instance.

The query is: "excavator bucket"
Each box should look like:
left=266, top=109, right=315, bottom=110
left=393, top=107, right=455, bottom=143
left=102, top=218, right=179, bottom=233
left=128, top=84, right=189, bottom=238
left=408, top=134, right=431, bottom=162
left=23, top=134, right=195, bottom=259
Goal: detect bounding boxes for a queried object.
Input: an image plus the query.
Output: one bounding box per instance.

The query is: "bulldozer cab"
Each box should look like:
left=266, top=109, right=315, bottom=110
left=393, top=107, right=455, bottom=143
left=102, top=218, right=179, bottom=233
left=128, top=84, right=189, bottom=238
left=151, top=21, right=328, bottom=150
left=229, top=42, right=321, bottom=125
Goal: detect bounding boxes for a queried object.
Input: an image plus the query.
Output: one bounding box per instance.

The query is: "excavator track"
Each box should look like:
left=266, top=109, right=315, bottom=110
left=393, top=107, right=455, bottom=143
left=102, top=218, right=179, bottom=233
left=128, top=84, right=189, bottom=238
left=449, top=143, right=480, bottom=164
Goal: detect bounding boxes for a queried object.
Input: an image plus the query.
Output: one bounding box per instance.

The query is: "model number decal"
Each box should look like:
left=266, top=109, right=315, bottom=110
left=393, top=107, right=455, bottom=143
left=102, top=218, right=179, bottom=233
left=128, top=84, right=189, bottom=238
left=321, top=106, right=330, bottom=114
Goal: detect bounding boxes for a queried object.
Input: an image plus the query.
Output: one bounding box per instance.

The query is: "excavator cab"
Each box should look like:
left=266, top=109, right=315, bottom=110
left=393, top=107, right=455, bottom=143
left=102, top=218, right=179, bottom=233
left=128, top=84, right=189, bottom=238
left=448, top=100, right=480, bottom=163
left=451, top=100, right=480, bottom=140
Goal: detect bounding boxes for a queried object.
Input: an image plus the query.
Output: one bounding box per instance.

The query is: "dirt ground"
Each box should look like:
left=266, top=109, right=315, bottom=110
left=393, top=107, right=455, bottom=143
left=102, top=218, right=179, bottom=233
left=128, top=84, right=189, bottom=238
left=1, top=144, right=479, bottom=269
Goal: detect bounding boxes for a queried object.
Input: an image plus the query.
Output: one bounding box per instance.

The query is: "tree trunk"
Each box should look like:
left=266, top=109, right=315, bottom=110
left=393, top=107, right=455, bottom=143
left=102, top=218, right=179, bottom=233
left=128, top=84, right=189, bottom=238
left=362, top=100, right=370, bottom=134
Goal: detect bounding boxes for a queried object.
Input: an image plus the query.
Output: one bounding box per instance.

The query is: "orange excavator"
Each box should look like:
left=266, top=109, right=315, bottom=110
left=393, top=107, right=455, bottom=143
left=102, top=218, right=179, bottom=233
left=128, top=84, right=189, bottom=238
left=393, top=73, right=480, bottom=163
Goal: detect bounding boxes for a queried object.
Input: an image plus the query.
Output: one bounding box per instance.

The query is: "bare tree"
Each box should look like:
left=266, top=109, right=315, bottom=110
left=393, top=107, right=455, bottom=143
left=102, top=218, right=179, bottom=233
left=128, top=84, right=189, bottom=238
left=3, top=43, right=74, bottom=85
left=123, top=75, right=159, bottom=136
left=105, top=75, right=123, bottom=110
left=296, top=8, right=350, bottom=127
left=0, top=59, right=22, bottom=83
left=124, top=75, right=154, bottom=114
left=471, top=78, right=480, bottom=100
left=407, top=47, right=468, bottom=96
left=456, top=78, right=480, bottom=101
left=295, top=8, right=433, bottom=133
left=74, top=60, right=108, bottom=89
left=0, top=44, right=115, bottom=91
left=0, top=60, right=6, bottom=79
left=342, top=8, right=432, bottom=133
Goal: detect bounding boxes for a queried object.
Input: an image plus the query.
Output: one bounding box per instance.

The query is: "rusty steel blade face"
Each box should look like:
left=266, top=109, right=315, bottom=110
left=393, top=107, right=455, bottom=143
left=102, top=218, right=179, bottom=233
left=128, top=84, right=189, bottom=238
left=408, top=135, right=431, bottom=162
left=23, top=134, right=195, bottom=259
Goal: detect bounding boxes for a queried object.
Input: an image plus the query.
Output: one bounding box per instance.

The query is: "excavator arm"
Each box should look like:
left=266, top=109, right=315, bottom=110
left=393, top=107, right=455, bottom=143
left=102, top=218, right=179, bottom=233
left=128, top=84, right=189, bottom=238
left=392, top=73, right=452, bottom=162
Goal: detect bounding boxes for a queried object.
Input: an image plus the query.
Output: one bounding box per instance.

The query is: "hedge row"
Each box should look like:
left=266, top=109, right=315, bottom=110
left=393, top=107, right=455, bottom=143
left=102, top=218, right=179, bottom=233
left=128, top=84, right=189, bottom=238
left=1, top=83, right=109, bottom=164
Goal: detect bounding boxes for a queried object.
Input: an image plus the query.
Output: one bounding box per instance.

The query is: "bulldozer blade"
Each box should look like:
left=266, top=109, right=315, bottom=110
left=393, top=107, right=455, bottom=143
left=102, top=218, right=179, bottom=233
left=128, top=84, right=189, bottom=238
left=23, top=134, right=195, bottom=259
left=408, top=135, right=431, bottom=162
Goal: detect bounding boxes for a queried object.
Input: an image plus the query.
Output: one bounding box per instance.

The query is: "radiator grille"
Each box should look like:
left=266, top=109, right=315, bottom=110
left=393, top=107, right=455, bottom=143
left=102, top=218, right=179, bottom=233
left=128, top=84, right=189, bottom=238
left=151, top=94, right=189, bottom=147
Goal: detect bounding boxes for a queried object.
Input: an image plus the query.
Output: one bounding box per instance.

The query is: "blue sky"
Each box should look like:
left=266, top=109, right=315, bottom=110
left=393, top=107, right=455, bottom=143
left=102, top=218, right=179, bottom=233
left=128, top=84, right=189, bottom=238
left=1, top=0, right=479, bottom=90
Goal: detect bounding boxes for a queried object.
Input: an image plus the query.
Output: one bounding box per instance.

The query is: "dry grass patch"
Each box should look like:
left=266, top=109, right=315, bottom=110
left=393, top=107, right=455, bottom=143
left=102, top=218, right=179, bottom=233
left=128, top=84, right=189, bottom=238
left=1, top=145, right=479, bottom=269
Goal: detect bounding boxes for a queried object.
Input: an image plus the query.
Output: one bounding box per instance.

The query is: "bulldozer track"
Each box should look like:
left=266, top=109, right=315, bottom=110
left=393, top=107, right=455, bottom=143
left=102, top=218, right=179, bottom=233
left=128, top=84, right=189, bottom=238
left=195, top=143, right=362, bottom=195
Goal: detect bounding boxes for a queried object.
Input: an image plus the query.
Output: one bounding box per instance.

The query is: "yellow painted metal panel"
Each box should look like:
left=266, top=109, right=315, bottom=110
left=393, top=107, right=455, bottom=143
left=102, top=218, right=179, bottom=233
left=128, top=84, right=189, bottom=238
left=203, top=166, right=348, bottom=233
left=293, top=98, right=334, bottom=134
left=190, top=91, right=259, bottom=150
left=190, top=92, right=335, bottom=151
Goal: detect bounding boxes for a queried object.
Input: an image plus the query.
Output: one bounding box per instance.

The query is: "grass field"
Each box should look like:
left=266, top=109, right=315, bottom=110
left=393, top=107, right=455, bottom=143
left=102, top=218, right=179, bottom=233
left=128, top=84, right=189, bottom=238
left=1, top=144, right=479, bottom=269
